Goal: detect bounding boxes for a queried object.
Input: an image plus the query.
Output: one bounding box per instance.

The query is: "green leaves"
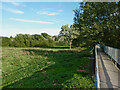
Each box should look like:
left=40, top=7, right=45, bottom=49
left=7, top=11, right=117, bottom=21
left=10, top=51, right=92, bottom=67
left=62, top=74, right=95, bottom=88
left=59, top=24, right=79, bottom=49
left=73, top=2, right=120, bottom=48
left=1, top=33, right=56, bottom=47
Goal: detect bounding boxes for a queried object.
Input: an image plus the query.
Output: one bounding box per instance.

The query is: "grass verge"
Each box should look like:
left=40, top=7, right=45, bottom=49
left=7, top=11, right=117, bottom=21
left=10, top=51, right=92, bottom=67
left=2, top=47, right=95, bottom=88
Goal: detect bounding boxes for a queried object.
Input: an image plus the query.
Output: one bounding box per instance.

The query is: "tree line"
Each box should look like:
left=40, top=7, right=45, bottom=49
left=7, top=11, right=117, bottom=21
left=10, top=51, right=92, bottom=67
left=73, top=2, right=120, bottom=48
left=1, top=33, right=68, bottom=47
left=1, top=2, right=119, bottom=49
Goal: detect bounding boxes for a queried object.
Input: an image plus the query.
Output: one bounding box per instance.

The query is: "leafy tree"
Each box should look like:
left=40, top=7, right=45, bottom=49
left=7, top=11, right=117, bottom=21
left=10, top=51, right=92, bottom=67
left=59, top=24, right=79, bottom=49
left=52, top=35, right=58, bottom=41
left=73, top=2, right=120, bottom=48
left=2, top=37, right=11, bottom=46
left=13, top=34, right=26, bottom=47
left=1, top=33, right=70, bottom=47
left=41, top=33, right=51, bottom=39
left=0, top=37, right=2, bottom=46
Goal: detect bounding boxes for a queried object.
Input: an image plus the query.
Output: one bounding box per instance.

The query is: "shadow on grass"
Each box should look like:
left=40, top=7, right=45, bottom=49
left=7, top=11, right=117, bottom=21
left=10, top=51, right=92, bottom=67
left=3, top=49, right=93, bottom=88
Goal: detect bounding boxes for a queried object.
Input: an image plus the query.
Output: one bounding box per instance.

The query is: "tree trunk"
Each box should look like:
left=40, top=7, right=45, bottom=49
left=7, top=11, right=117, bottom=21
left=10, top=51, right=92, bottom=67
left=69, top=40, right=72, bottom=50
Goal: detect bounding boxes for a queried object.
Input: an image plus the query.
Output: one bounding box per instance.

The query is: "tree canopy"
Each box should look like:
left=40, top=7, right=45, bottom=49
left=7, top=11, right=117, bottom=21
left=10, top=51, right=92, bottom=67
left=73, top=2, right=120, bottom=48
left=1, top=33, right=68, bottom=47
left=59, top=24, right=79, bottom=49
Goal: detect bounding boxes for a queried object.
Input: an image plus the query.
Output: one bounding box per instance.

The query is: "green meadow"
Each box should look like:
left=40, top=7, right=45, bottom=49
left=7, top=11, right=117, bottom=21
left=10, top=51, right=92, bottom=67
left=2, top=47, right=95, bottom=88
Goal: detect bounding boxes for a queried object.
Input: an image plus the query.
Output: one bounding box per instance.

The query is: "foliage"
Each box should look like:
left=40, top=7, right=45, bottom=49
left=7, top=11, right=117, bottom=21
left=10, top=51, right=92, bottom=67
left=1, top=37, right=12, bottom=47
left=73, top=2, right=120, bottom=48
left=2, top=47, right=94, bottom=88
left=62, top=74, right=94, bottom=88
left=59, top=24, right=79, bottom=49
left=1, top=33, right=68, bottom=47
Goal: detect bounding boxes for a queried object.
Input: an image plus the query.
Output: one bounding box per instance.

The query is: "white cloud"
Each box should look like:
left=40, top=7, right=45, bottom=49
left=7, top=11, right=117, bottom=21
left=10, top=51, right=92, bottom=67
left=37, top=11, right=59, bottom=16
left=10, top=2, right=20, bottom=6
left=37, top=9, right=63, bottom=16
left=9, top=18, right=54, bottom=24
left=47, top=12, right=59, bottom=16
left=4, top=8, right=24, bottom=14
left=58, top=10, right=63, bottom=12
left=10, top=2, right=26, bottom=7
left=13, top=10, right=24, bottom=14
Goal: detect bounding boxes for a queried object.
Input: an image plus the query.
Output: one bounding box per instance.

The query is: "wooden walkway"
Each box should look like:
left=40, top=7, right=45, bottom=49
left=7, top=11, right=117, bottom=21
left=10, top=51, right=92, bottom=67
left=97, top=46, right=120, bottom=88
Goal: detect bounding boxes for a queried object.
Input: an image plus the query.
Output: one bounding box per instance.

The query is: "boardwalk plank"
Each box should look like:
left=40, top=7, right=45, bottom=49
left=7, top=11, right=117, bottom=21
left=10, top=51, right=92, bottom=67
left=97, top=46, right=120, bottom=89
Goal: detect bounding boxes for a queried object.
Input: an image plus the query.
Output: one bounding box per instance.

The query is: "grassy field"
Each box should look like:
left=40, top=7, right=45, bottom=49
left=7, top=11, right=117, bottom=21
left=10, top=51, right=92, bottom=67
left=2, top=47, right=95, bottom=88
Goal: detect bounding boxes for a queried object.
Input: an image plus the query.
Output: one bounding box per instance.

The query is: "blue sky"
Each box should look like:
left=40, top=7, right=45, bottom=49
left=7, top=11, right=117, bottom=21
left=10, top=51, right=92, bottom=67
left=1, top=2, right=80, bottom=37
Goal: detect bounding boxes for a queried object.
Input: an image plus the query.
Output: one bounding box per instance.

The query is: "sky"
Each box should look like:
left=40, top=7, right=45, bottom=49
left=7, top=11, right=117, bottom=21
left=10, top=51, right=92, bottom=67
left=1, top=2, right=80, bottom=37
